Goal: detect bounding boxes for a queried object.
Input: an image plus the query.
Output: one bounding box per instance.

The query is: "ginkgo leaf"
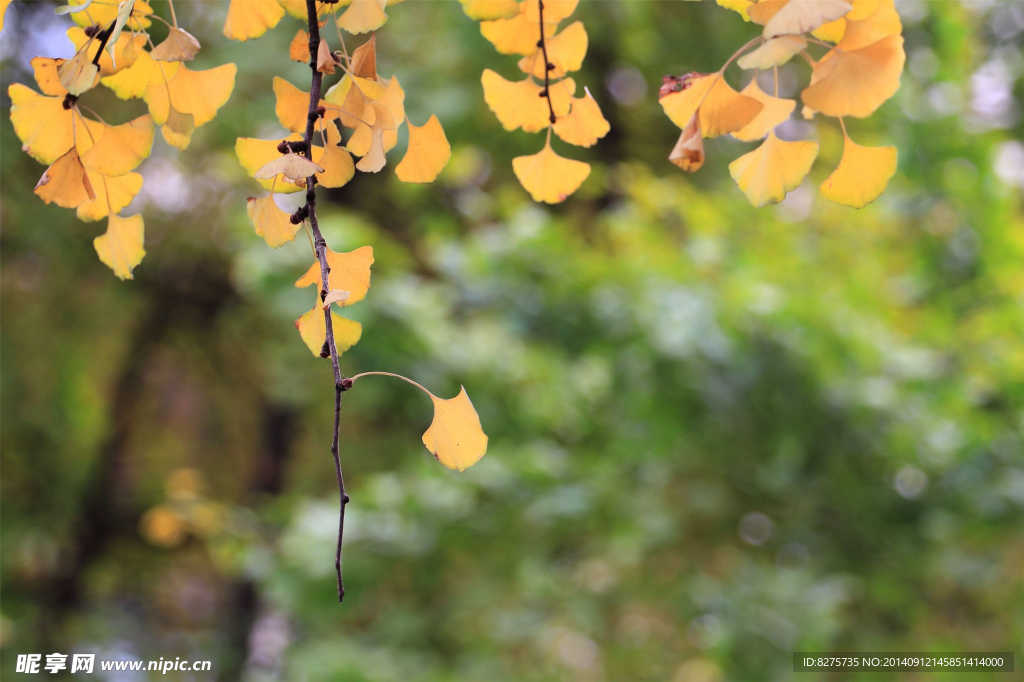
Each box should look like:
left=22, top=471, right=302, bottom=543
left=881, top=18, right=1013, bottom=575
left=337, top=0, right=388, bottom=34
left=290, top=30, right=310, bottom=62
left=235, top=134, right=306, bottom=194
left=94, top=213, right=145, bottom=279
left=378, top=76, right=406, bottom=153
left=317, top=39, right=337, bottom=74
left=295, top=299, right=362, bottom=357
left=106, top=0, right=136, bottom=68
left=295, top=245, right=374, bottom=305
left=801, top=35, right=904, bottom=118
left=273, top=77, right=333, bottom=133
left=482, top=70, right=575, bottom=133
left=77, top=171, right=144, bottom=221
left=67, top=28, right=145, bottom=77
left=717, top=0, right=754, bottom=21
left=819, top=134, right=897, bottom=208
left=396, top=115, right=451, bottom=183
left=101, top=50, right=179, bottom=100
left=763, top=0, right=852, bottom=39
left=9, top=84, right=76, bottom=164
left=422, top=387, right=488, bottom=471
left=659, top=72, right=717, bottom=129
left=255, top=153, right=325, bottom=181
left=812, top=17, right=846, bottom=43
left=323, top=290, right=350, bottom=308
left=317, top=123, right=357, bottom=188
left=460, top=0, right=520, bottom=21
left=728, top=131, right=818, bottom=207
left=31, top=57, right=70, bottom=96
left=732, top=79, right=795, bottom=141
left=151, top=27, right=201, bottom=62
left=669, top=115, right=704, bottom=172
left=58, top=50, right=100, bottom=96
left=352, top=101, right=396, bottom=172
left=350, top=34, right=377, bottom=77
left=80, top=115, right=155, bottom=175
left=247, top=195, right=300, bottom=248
left=34, top=148, right=96, bottom=208
left=69, top=0, right=152, bottom=29
left=836, top=0, right=901, bottom=51
left=747, top=0, right=789, bottom=26
left=144, top=63, right=236, bottom=128
left=552, top=89, right=609, bottom=148
left=480, top=10, right=558, bottom=56
left=518, top=21, right=588, bottom=79
left=737, top=35, right=807, bottom=70
left=512, top=141, right=590, bottom=204
left=161, top=105, right=195, bottom=150
left=223, top=0, right=284, bottom=41
left=698, top=76, right=763, bottom=138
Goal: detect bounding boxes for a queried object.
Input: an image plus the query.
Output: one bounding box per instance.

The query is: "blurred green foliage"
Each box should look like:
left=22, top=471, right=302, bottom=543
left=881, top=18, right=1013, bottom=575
left=1, top=1, right=1023, bottom=681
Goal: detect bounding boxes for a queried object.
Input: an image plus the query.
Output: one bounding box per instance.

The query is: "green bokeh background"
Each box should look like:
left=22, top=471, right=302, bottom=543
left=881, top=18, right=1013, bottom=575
left=2, top=1, right=1022, bottom=680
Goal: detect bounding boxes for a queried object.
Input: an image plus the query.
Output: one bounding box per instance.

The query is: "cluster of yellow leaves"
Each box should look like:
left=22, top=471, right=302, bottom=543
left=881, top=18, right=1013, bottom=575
left=665, top=0, right=904, bottom=209
left=6, top=0, right=236, bottom=279
left=224, top=0, right=402, bottom=42
left=471, top=0, right=609, bottom=203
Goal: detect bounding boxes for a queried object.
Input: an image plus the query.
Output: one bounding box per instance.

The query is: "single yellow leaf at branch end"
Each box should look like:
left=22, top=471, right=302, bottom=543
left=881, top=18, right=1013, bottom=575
left=820, top=134, right=897, bottom=208
left=512, top=142, right=591, bottom=204
left=396, top=115, right=451, bottom=183
left=423, top=387, right=488, bottom=471
left=729, top=132, right=819, bottom=208
left=94, top=213, right=145, bottom=280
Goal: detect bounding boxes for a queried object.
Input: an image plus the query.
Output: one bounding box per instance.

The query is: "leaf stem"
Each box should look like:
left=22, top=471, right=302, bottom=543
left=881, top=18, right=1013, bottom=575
left=537, top=0, right=556, bottom=125
left=304, top=0, right=350, bottom=604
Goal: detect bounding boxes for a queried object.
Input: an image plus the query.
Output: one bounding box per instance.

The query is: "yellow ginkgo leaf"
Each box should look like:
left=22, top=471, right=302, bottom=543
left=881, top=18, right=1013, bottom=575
left=337, top=0, right=387, bottom=34
left=728, top=131, right=818, bottom=207
left=151, top=27, right=201, bottom=62
left=698, top=76, right=763, bottom=138
left=290, top=30, right=310, bottom=62
left=517, top=21, right=588, bottom=79
left=295, top=245, right=374, bottom=305
left=67, top=27, right=145, bottom=77
left=422, top=387, right=488, bottom=471
left=353, top=101, right=397, bottom=172
left=223, top=0, right=284, bottom=41
left=552, top=89, right=609, bottom=148
left=295, top=299, right=363, bottom=357
left=9, top=84, right=76, bottom=164
left=101, top=50, right=179, bottom=101
left=480, top=10, right=557, bottom=56
left=316, top=123, right=356, bottom=188
left=0, top=0, right=12, bottom=31
left=812, top=17, right=846, bottom=43
left=669, top=115, right=704, bottom=172
left=396, top=115, right=451, bottom=183
left=58, top=50, right=99, bottom=96
left=34, top=148, right=96, bottom=208
left=350, top=34, right=377, bottom=78
left=255, top=153, right=325, bottom=181
left=80, top=115, right=155, bottom=175
left=94, top=213, right=145, bottom=279
left=77, top=171, right=144, bottom=222
left=717, top=0, right=754, bottom=21
left=235, top=134, right=306, bottom=194
left=144, top=63, right=236, bottom=129
left=317, top=39, right=337, bottom=74
left=748, top=0, right=788, bottom=26
left=737, top=35, right=807, bottom=70
left=819, top=134, right=897, bottom=208
left=482, top=70, right=575, bottom=133
left=512, top=141, right=590, bottom=204
left=659, top=72, right=717, bottom=130
left=460, top=0, right=520, bottom=21
left=836, top=0, right=900, bottom=51
left=801, top=35, right=904, bottom=118
left=31, top=57, right=70, bottom=96
left=522, top=0, right=578, bottom=22
left=273, top=76, right=334, bottom=133
left=247, top=195, right=300, bottom=248
left=763, top=0, right=852, bottom=38
left=732, top=79, right=795, bottom=142
left=70, top=0, right=152, bottom=29
left=161, top=105, right=195, bottom=150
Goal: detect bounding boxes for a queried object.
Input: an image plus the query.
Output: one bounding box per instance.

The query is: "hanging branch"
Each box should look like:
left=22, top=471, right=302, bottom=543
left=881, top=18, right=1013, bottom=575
left=537, top=0, right=556, bottom=124
left=302, top=0, right=351, bottom=604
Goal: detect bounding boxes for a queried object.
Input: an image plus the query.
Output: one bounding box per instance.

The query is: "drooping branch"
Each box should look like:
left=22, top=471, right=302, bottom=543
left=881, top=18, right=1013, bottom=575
left=537, top=0, right=556, bottom=124
left=303, top=0, right=351, bottom=603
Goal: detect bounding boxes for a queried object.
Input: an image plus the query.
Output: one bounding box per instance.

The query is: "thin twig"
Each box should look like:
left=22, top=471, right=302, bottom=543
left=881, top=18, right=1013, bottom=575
left=304, top=0, right=350, bottom=604
left=537, top=0, right=556, bottom=124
